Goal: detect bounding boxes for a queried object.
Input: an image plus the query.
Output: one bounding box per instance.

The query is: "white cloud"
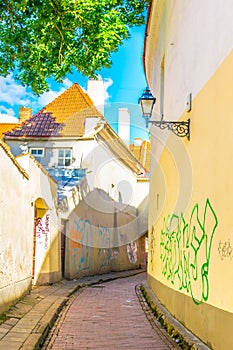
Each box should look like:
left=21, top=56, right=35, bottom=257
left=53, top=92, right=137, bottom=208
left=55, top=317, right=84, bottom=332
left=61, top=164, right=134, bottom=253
left=0, top=105, right=19, bottom=123
left=103, top=77, right=113, bottom=101
left=38, top=89, right=64, bottom=106
left=63, top=78, right=73, bottom=88
left=0, top=74, right=32, bottom=106
left=0, top=108, right=19, bottom=123
left=0, top=74, right=75, bottom=113
left=0, top=115, right=19, bottom=123
left=0, top=105, right=15, bottom=116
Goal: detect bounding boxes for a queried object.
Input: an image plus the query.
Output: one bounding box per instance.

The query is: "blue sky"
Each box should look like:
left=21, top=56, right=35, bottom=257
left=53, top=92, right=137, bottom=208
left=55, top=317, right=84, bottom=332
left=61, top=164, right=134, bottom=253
left=0, top=26, right=148, bottom=142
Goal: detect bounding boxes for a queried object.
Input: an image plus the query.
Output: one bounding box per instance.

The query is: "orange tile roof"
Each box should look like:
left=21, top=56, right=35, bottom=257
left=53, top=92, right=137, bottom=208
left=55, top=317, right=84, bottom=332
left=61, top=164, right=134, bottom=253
left=129, top=145, right=141, bottom=160
left=4, top=83, right=104, bottom=138
left=4, top=112, right=64, bottom=138
left=44, top=83, right=103, bottom=137
left=140, top=140, right=150, bottom=172
left=44, top=83, right=101, bottom=120
left=0, top=123, right=20, bottom=138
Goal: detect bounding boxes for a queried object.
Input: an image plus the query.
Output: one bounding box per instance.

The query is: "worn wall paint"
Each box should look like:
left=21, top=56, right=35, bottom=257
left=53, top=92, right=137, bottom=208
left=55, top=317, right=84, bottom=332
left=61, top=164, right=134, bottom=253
left=36, top=214, right=50, bottom=251
left=64, top=188, right=145, bottom=279
left=0, top=146, right=32, bottom=314
left=218, top=240, right=233, bottom=260
left=17, top=154, right=61, bottom=285
left=127, top=242, right=138, bottom=264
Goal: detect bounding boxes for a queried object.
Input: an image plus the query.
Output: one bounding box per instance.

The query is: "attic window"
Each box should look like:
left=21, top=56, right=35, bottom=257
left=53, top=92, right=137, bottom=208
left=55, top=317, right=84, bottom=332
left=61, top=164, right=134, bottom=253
left=30, top=148, right=44, bottom=157
left=58, top=149, right=72, bottom=166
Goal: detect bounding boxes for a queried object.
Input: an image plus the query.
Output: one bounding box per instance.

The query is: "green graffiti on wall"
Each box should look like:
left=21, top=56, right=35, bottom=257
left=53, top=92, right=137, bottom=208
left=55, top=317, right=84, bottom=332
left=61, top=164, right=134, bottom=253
left=160, top=199, right=218, bottom=305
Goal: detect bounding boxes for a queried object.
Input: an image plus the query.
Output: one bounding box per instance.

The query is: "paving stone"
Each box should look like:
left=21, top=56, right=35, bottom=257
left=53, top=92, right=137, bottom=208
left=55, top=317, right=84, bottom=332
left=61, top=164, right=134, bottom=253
left=2, top=331, right=28, bottom=342
left=0, top=269, right=208, bottom=349
left=45, top=273, right=177, bottom=349
left=0, top=340, right=24, bottom=349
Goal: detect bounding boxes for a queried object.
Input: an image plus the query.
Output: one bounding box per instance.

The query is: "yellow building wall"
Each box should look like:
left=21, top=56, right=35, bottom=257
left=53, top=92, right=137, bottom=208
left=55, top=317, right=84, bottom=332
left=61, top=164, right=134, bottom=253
left=148, top=49, right=233, bottom=350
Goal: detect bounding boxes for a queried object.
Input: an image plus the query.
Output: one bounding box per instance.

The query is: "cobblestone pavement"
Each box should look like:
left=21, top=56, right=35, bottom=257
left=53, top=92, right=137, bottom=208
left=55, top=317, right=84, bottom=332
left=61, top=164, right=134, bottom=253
left=44, top=273, right=179, bottom=349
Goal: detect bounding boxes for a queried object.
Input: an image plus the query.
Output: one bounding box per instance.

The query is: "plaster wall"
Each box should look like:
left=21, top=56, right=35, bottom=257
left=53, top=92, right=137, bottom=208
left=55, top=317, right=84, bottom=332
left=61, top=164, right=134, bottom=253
left=63, top=189, right=144, bottom=279
left=145, top=1, right=233, bottom=349
left=0, top=145, right=32, bottom=313
left=145, top=0, right=233, bottom=120
left=84, top=138, right=149, bottom=208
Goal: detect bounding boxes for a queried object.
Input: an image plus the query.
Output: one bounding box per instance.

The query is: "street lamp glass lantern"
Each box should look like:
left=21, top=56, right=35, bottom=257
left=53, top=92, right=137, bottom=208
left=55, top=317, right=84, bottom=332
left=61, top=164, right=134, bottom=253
left=138, top=86, right=190, bottom=140
left=138, top=87, right=156, bottom=118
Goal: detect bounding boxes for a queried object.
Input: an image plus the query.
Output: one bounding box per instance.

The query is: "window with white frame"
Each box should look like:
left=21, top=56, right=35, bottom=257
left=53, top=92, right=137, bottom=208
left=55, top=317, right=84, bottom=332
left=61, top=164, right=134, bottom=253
left=30, top=148, right=44, bottom=157
left=58, top=149, right=72, bottom=166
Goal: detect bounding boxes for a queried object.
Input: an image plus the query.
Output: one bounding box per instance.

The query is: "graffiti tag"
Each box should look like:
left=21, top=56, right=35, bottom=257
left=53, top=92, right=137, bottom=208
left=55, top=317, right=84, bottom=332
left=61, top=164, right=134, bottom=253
left=36, top=213, right=50, bottom=250
left=149, top=225, right=156, bottom=272
left=98, top=226, right=110, bottom=268
left=160, top=199, right=218, bottom=305
left=218, top=240, right=233, bottom=260
left=70, top=219, right=111, bottom=272
left=127, top=241, right=137, bottom=264
left=72, top=218, right=92, bottom=272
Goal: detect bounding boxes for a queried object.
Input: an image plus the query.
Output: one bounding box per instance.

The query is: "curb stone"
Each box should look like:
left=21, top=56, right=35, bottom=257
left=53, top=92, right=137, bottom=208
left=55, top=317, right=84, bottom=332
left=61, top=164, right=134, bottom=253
left=141, top=281, right=211, bottom=350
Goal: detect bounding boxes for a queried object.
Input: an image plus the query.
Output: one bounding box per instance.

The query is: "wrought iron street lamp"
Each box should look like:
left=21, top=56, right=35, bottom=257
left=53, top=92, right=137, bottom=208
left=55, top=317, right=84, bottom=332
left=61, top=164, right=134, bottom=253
left=139, top=87, right=190, bottom=140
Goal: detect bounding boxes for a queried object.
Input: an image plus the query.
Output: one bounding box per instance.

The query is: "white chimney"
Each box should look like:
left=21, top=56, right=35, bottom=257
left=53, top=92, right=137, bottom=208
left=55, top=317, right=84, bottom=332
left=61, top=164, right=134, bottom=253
left=134, top=138, right=143, bottom=146
left=118, top=108, right=130, bottom=146
left=87, top=78, right=104, bottom=116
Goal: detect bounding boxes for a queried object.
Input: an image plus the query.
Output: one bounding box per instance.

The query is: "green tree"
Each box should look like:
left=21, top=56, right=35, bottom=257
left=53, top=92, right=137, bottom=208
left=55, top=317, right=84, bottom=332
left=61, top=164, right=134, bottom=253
left=0, top=0, right=148, bottom=95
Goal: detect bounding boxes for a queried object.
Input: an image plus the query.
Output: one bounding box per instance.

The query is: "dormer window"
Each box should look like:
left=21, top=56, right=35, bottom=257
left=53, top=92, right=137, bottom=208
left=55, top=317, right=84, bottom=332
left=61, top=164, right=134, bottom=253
left=30, top=148, right=44, bottom=157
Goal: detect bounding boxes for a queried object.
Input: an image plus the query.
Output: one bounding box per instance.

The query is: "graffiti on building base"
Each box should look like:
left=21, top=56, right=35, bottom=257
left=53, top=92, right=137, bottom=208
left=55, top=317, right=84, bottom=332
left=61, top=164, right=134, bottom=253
left=149, top=225, right=156, bottom=272
left=70, top=219, right=111, bottom=272
left=72, top=218, right=92, bottom=272
left=98, top=226, right=110, bottom=268
left=36, top=213, right=50, bottom=250
left=160, top=199, right=218, bottom=305
left=127, top=241, right=137, bottom=263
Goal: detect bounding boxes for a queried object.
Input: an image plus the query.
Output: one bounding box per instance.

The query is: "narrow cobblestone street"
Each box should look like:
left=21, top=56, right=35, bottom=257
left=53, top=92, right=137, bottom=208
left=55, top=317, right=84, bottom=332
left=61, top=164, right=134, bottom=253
left=43, top=273, right=179, bottom=349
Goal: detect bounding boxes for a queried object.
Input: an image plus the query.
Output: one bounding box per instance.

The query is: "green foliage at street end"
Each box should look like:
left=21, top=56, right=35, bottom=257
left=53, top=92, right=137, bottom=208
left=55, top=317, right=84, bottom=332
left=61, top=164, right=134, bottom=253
left=0, top=0, right=149, bottom=95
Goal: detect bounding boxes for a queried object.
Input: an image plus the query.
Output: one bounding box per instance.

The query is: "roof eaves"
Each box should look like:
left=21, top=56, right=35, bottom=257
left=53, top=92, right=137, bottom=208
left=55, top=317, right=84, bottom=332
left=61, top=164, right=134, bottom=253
left=0, top=141, right=29, bottom=179
left=143, top=0, right=153, bottom=81
left=16, top=153, right=58, bottom=185
left=96, top=123, right=147, bottom=175
left=143, top=0, right=165, bottom=85
left=103, top=122, right=147, bottom=165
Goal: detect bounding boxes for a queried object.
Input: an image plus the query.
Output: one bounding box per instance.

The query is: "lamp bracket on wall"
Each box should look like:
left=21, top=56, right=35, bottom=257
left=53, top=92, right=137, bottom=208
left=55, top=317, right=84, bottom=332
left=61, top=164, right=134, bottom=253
left=147, top=117, right=190, bottom=140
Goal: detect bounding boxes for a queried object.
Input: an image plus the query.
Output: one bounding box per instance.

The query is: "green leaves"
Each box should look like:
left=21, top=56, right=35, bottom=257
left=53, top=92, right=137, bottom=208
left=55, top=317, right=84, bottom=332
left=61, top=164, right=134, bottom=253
left=0, top=0, right=149, bottom=95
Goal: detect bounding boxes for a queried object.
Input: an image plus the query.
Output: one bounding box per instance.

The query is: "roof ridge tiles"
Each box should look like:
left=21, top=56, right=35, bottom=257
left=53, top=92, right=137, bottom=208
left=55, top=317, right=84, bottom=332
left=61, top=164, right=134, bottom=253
left=45, top=83, right=93, bottom=110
